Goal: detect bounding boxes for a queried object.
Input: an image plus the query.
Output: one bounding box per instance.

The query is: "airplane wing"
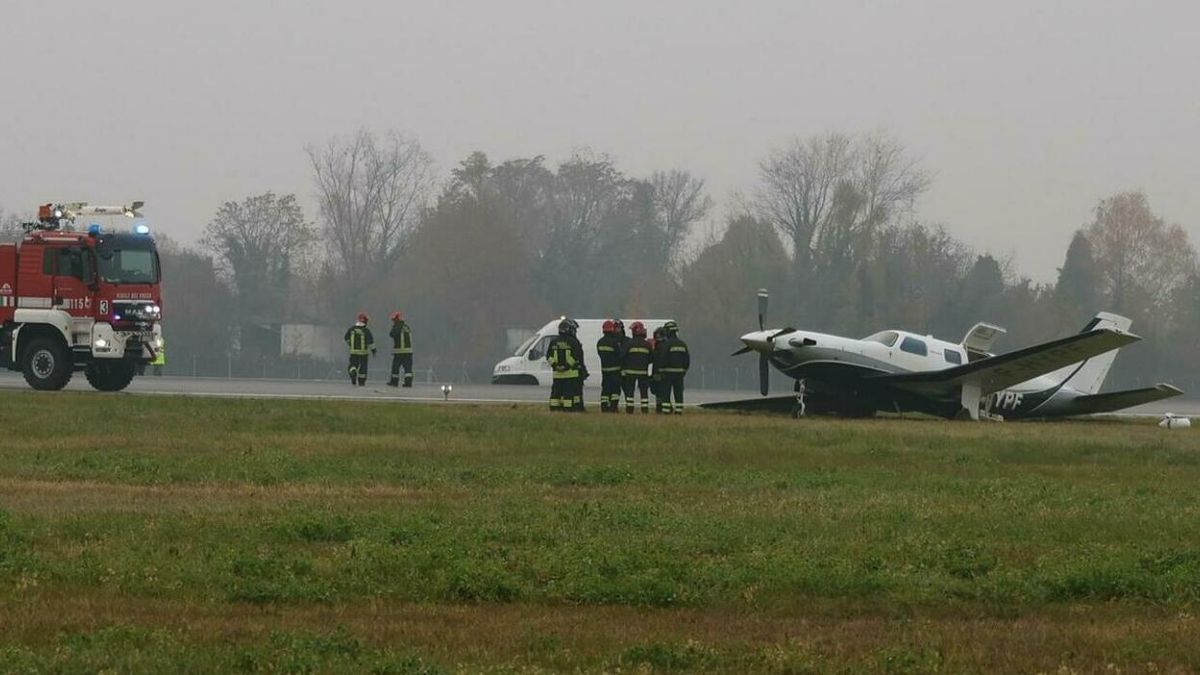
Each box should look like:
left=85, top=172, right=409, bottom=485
left=699, top=395, right=797, bottom=413
left=865, top=328, right=1140, bottom=398
left=1063, top=384, right=1184, bottom=416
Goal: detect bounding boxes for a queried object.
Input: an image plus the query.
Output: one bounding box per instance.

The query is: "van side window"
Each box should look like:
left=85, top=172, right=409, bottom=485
left=944, top=349, right=962, bottom=364
left=900, top=336, right=928, bottom=357
left=528, top=336, right=553, bottom=361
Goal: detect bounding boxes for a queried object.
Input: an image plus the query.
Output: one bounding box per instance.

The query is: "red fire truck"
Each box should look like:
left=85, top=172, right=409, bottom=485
left=0, top=202, right=162, bottom=391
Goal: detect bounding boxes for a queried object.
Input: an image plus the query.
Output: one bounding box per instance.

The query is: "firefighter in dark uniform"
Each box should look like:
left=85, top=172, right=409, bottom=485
left=344, top=312, right=376, bottom=386
left=658, top=320, right=690, bottom=414
left=620, top=321, right=653, bottom=413
left=614, top=319, right=632, bottom=406
left=650, top=326, right=668, bottom=413
left=387, top=311, right=414, bottom=387
left=547, top=318, right=587, bottom=412
left=614, top=319, right=630, bottom=352
left=596, top=319, right=625, bottom=412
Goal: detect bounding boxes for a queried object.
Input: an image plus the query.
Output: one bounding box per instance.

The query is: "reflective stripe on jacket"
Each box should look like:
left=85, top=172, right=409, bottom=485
left=345, top=325, right=374, bottom=356
left=621, top=337, right=652, bottom=376
left=597, top=334, right=624, bottom=372
left=547, top=336, right=581, bottom=379
left=390, top=321, right=413, bottom=354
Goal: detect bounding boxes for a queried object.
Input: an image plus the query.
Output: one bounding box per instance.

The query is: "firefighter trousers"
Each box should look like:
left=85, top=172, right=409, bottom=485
left=348, top=354, right=369, bottom=386
left=600, top=371, right=622, bottom=412
left=663, top=372, right=685, bottom=413
left=622, top=373, right=651, bottom=413
left=550, top=377, right=583, bottom=412
left=389, top=353, right=413, bottom=387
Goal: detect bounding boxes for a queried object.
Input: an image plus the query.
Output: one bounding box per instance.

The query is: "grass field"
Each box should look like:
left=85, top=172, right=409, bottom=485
left=0, top=392, right=1198, bottom=673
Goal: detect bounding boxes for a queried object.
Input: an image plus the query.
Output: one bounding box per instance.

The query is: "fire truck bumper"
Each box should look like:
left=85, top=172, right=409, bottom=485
left=91, top=323, right=163, bottom=361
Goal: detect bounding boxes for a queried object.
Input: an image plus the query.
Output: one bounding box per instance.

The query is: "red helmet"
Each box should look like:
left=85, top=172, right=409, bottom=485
left=602, top=319, right=615, bottom=334
left=631, top=321, right=646, bottom=337
left=357, top=312, right=369, bottom=324
left=390, top=311, right=403, bottom=321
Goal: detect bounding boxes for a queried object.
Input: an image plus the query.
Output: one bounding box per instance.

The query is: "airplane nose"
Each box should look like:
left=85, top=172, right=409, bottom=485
left=740, top=331, right=772, bottom=353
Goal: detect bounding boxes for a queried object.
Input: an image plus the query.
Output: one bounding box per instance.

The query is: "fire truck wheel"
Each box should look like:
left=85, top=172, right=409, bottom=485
left=21, top=337, right=73, bottom=391
left=84, top=362, right=137, bottom=392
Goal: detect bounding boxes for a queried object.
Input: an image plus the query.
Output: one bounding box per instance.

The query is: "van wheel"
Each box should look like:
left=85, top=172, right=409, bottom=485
left=21, top=337, right=73, bottom=391
left=85, top=362, right=137, bottom=392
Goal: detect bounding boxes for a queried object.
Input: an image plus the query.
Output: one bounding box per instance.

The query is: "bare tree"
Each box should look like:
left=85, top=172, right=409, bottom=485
left=1085, top=191, right=1197, bottom=315
left=308, top=130, right=436, bottom=304
left=0, top=208, right=26, bottom=240
left=757, top=132, right=853, bottom=273
left=649, top=169, right=713, bottom=270
left=202, top=192, right=312, bottom=321
left=756, top=132, right=929, bottom=275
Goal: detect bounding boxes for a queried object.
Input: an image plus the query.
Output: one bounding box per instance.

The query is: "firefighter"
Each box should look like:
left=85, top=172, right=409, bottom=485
left=658, top=320, right=690, bottom=414
left=650, top=326, right=668, bottom=413
left=547, top=318, right=587, bottom=412
left=387, top=311, right=414, bottom=387
left=613, top=319, right=632, bottom=406
left=344, top=312, right=376, bottom=386
left=613, top=319, right=629, bottom=350
left=620, top=321, right=653, bottom=413
left=596, top=319, right=625, bottom=412
left=151, top=335, right=165, bottom=376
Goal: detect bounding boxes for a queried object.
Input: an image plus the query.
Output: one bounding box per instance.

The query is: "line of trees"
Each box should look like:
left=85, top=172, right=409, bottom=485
left=4, top=130, right=1198, bottom=391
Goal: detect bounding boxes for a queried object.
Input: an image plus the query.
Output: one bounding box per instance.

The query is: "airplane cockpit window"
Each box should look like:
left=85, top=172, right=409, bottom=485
left=864, top=331, right=900, bottom=347
left=944, top=349, right=963, bottom=364
left=900, top=336, right=928, bottom=356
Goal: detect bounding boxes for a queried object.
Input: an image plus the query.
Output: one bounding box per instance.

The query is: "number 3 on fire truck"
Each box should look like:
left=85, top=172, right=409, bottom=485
left=99, top=300, right=109, bottom=315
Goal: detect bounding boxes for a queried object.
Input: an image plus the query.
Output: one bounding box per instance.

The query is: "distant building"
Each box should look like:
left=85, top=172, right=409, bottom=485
left=281, top=324, right=342, bottom=361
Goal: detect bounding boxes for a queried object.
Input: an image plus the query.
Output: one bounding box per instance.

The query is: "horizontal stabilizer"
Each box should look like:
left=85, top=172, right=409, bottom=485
left=869, top=327, right=1140, bottom=398
left=1066, top=384, right=1184, bottom=416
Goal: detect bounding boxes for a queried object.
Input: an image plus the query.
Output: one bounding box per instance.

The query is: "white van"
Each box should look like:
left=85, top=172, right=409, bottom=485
left=492, top=318, right=673, bottom=386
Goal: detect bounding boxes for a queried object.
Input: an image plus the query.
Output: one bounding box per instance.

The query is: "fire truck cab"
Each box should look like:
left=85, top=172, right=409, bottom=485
left=0, top=202, right=163, bottom=392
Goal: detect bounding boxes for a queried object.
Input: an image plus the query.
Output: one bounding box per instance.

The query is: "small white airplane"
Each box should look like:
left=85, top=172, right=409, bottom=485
left=713, top=290, right=1183, bottom=420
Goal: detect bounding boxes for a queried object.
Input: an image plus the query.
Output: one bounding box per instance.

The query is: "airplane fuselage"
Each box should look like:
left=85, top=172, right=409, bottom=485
left=740, top=327, right=1136, bottom=419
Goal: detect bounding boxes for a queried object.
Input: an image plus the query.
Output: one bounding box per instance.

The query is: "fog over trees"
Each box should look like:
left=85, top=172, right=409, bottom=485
left=6, top=129, right=1196, bottom=392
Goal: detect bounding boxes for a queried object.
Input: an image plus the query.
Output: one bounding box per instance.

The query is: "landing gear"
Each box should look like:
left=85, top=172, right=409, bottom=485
left=791, top=379, right=807, bottom=419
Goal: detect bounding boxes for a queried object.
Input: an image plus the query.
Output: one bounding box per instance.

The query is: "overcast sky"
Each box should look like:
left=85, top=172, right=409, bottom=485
left=1, top=0, right=1196, bottom=280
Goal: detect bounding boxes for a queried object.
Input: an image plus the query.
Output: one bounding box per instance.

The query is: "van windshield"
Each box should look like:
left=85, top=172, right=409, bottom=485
left=514, top=335, right=537, bottom=356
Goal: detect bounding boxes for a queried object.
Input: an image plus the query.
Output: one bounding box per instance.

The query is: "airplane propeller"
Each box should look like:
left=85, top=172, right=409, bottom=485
left=732, top=289, right=791, bottom=396
left=757, top=289, right=770, bottom=396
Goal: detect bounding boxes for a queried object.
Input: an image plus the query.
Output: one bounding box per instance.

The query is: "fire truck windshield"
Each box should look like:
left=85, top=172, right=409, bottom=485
left=96, top=239, right=160, bottom=284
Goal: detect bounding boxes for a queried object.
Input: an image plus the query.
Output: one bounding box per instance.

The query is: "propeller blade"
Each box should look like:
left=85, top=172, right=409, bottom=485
left=757, top=289, right=768, bottom=331
left=768, top=327, right=798, bottom=341
left=759, top=353, right=769, bottom=396
left=731, top=345, right=754, bottom=357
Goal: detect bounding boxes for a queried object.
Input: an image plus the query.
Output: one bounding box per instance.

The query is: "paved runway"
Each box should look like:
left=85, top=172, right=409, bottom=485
left=0, top=372, right=746, bottom=406
left=0, top=372, right=1195, bottom=417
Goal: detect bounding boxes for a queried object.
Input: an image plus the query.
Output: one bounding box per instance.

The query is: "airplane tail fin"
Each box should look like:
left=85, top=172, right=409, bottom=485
left=1058, top=312, right=1133, bottom=394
